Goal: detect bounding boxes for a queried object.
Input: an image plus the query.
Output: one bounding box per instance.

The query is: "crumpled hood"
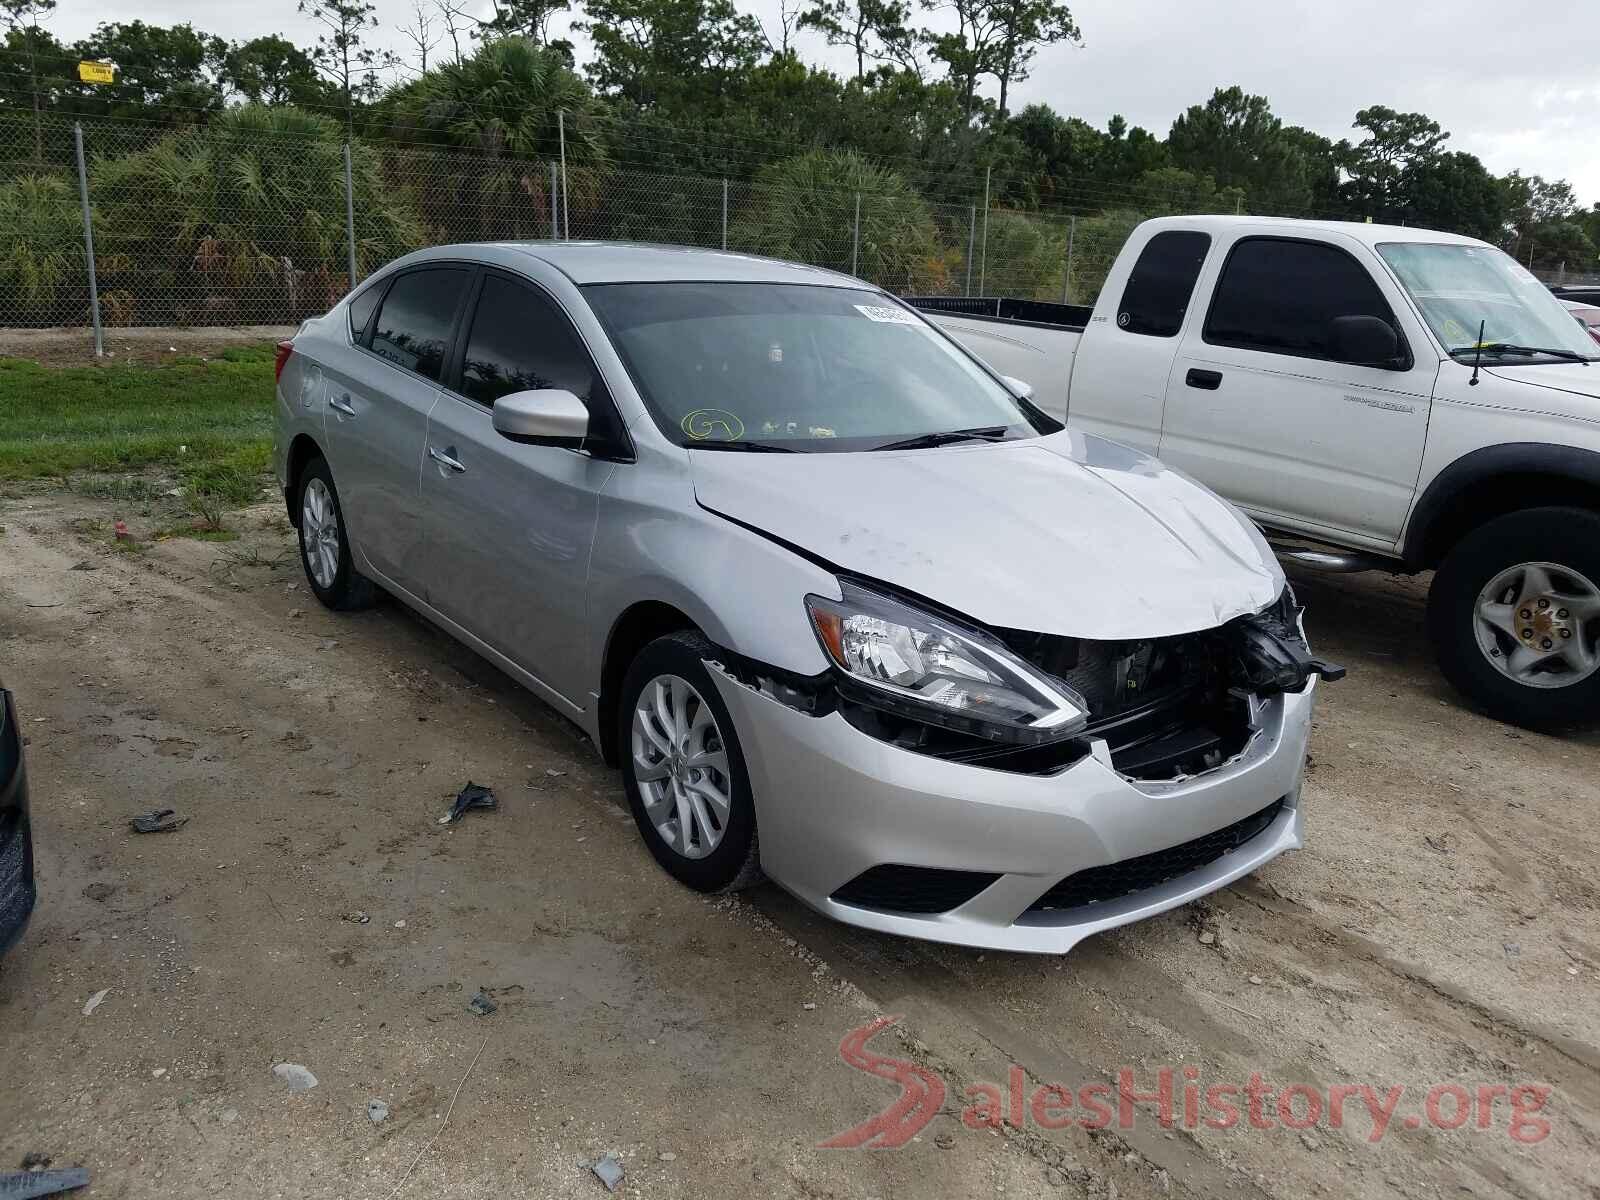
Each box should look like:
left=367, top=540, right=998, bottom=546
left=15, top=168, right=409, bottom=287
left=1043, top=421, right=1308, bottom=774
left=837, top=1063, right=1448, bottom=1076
left=688, top=429, right=1283, bottom=639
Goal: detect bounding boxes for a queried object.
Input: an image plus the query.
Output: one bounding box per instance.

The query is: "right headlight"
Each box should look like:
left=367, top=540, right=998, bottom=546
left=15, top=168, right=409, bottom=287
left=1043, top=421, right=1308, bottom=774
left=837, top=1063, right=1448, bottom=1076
left=805, top=582, right=1089, bottom=744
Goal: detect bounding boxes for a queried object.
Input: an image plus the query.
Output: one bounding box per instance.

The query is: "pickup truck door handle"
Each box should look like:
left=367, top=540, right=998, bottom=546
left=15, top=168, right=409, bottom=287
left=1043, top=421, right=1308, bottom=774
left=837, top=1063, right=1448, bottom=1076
left=428, top=445, right=467, bottom=474
left=329, top=393, right=356, bottom=416
left=1185, top=368, right=1223, bottom=391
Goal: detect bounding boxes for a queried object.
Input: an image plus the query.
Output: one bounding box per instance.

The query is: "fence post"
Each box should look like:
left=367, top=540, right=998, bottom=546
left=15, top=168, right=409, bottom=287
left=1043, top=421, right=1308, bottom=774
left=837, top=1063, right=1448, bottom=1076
left=549, top=162, right=559, bottom=238
left=72, top=123, right=103, bottom=359
left=851, top=193, right=861, bottom=277
left=1062, top=215, right=1076, bottom=304
left=342, top=142, right=359, bottom=289
left=722, top=178, right=729, bottom=251
left=558, top=109, right=569, bottom=240
left=978, top=165, right=991, bottom=296
left=965, top=205, right=976, bottom=297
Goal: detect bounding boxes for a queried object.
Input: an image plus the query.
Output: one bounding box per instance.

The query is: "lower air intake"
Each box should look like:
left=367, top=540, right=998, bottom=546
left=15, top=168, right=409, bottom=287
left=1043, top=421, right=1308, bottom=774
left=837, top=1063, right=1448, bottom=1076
left=832, top=864, right=1002, bottom=915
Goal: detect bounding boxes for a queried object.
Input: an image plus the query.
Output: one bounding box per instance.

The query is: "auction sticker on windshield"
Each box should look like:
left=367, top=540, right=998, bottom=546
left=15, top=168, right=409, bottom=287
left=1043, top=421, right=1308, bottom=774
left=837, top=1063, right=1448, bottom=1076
left=855, top=304, right=918, bottom=324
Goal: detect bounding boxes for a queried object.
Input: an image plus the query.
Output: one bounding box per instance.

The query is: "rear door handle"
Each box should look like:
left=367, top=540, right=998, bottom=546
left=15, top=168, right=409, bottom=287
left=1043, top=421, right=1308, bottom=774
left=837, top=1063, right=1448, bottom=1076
left=1185, top=368, right=1222, bottom=391
left=329, top=394, right=356, bottom=416
left=428, top=445, right=467, bottom=474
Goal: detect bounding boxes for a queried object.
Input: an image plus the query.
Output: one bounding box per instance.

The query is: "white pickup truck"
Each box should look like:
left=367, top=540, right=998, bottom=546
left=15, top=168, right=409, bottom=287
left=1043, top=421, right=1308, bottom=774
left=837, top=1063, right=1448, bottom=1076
left=915, top=215, right=1600, bottom=727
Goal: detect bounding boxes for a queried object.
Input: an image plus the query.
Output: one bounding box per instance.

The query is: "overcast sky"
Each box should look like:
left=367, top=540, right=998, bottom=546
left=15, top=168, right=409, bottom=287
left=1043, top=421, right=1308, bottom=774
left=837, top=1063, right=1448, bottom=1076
left=48, top=0, right=1600, bottom=205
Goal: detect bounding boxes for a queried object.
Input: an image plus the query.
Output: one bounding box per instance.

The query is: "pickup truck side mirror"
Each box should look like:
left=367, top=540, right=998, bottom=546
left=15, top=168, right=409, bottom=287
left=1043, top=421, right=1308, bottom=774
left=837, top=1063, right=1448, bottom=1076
left=491, top=388, right=590, bottom=448
left=1000, top=374, right=1035, bottom=401
left=1328, top=315, right=1405, bottom=369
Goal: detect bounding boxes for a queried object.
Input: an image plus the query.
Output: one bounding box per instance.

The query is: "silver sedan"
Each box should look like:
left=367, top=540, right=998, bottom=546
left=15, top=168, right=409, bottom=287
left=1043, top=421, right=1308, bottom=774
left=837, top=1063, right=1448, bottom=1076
left=274, top=242, right=1336, bottom=953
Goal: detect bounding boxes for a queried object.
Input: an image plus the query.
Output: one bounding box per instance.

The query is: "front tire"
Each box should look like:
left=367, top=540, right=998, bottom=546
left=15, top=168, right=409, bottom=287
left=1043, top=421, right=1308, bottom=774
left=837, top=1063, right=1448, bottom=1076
left=294, top=455, right=375, bottom=612
left=1428, top=506, right=1600, bottom=728
left=617, top=631, right=762, bottom=893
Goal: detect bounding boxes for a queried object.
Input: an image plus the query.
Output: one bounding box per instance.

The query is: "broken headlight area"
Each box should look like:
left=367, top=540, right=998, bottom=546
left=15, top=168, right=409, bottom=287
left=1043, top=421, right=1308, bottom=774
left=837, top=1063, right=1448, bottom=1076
left=824, top=586, right=1341, bottom=782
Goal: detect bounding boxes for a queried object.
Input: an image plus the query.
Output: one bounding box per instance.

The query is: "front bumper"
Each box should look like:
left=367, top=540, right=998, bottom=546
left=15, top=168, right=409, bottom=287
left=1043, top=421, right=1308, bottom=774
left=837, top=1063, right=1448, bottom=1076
left=710, top=671, right=1314, bottom=954
left=0, top=689, right=36, bottom=956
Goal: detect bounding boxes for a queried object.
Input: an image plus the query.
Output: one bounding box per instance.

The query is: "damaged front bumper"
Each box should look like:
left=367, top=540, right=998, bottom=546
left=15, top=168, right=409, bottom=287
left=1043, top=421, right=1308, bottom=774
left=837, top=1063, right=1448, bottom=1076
left=709, top=669, right=1313, bottom=953
left=705, top=593, right=1329, bottom=954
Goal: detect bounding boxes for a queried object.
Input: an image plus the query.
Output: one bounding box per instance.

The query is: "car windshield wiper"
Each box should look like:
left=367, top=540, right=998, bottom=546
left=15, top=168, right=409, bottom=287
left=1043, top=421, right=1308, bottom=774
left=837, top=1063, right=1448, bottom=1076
left=1449, top=343, right=1595, bottom=364
left=682, top=439, right=804, bottom=453
left=870, top=425, right=1011, bottom=452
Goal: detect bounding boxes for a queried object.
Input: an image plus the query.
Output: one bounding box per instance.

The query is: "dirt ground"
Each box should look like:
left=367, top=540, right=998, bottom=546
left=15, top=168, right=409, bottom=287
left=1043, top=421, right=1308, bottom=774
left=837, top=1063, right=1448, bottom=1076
left=1, top=482, right=1596, bottom=1199
left=0, top=327, right=296, bottom=367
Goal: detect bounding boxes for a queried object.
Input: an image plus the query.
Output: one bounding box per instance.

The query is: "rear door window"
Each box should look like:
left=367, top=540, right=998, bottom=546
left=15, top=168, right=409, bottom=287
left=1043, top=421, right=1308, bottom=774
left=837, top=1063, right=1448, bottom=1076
left=1203, top=238, right=1397, bottom=363
left=369, top=268, right=470, bottom=382
left=1116, top=230, right=1211, bottom=337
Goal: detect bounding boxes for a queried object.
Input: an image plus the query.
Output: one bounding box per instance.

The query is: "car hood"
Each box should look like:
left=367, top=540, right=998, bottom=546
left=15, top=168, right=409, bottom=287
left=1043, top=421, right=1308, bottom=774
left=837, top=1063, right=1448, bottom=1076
left=1486, top=362, right=1600, bottom=407
left=688, top=429, right=1283, bottom=639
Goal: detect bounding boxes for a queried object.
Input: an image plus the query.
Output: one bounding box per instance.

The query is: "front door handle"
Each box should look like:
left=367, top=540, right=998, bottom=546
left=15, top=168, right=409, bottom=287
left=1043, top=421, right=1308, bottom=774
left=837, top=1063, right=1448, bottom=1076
left=1185, top=368, right=1223, bottom=391
left=329, top=394, right=356, bottom=416
left=428, top=445, right=467, bottom=474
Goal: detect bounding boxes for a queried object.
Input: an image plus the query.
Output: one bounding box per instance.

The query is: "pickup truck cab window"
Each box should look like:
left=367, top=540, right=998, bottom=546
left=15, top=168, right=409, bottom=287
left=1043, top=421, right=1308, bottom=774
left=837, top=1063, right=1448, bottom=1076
left=1117, top=230, right=1211, bottom=337
left=369, top=268, right=470, bottom=382
left=1204, top=237, right=1406, bottom=368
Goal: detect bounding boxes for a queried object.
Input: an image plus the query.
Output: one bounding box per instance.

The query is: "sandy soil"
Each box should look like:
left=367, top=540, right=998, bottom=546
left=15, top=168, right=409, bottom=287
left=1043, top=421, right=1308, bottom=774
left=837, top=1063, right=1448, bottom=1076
left=0, top=485, right=1595, bottom=1199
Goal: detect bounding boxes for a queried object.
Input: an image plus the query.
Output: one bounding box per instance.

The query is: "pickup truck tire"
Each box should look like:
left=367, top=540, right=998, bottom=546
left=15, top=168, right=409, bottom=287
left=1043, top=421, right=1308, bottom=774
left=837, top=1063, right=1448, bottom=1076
left=1428, top=506, right=1600, bottom=728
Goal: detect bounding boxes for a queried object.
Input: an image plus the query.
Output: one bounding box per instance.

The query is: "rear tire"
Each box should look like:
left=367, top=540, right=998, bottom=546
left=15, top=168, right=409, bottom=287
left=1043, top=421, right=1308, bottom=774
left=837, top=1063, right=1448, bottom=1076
left=294, top=455, right=376, bottom=612
left=1428, top=506, right=1600, bottom=728
left=617, top=631, right=762, bottom=893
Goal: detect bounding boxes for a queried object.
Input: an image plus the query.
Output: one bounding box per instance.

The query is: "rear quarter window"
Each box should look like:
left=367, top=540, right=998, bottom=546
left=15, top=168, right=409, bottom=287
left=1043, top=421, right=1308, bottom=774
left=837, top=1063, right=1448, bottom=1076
left=1115, top=230, right=1212, bottom=337
left=347, top=283, right=382, bottom=343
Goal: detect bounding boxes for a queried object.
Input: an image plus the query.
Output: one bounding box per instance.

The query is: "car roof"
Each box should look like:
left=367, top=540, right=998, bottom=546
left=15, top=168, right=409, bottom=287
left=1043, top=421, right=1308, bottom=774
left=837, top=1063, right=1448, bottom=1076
left=404, top=241, right=864, bottom=287
left=1136, top=214, right=1489, bottom=250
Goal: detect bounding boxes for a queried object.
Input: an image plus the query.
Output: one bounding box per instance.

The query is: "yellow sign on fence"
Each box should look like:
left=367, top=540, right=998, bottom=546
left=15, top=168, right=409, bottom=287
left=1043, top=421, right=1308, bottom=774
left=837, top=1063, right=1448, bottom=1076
left=77, top=61, right=116, bottom=84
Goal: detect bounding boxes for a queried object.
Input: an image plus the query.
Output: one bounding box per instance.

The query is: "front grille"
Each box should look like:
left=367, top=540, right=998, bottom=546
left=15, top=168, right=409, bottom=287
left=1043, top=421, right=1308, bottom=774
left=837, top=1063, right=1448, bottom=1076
left=832, top=864, right=1001, bottom=915
left=1028, top=798, right=1285, bottom=912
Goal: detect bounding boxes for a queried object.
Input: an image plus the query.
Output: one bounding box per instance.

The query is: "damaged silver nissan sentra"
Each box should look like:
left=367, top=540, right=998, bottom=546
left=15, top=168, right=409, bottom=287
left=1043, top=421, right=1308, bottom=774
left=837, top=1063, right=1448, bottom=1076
left=274, top=242, right=1342, bottom=953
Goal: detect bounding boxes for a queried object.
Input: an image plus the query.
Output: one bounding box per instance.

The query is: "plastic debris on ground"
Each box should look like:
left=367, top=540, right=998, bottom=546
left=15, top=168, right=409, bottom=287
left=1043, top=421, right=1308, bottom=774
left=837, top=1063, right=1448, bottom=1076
left=81, top=989, right=109, bottom=1016
left=0, top=1168, right=91, bottom=1198
left=367, top=1099, right=389, bottom=1124
left=129, top=808, right=186, bottom=834
left=467, top=990, right=497, bottom=1016
left=272, top=1063, right=319, bottom=1091
left=438, top=781, right=497, bottom=825
left=588, top=1152, right=625, bottom=1193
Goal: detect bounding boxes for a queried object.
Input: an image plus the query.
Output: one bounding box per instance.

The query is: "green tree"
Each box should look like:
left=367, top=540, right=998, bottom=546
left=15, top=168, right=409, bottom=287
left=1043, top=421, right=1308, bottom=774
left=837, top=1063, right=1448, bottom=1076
left=220, top=35, right=330, bottom=108
left=1337, top=105, right=1447, bottom=220
left=1398, top=151, right=1504, bottom=241
left=1, top=0, right=56, bottom=160
left=0, top=173, right=81, bottom=322
left=798, top=0, right=918, bottom=81
left=579, top=0, right=764, bottom=108
left=478, top=0, right=572, bottom=44
left=387, top=38, right=606, bottom=237
left=923, top=0, right=1077, bottom=116
left=298, top=0, right=395, bottom=133
left=1133, top=165, right=1243, bottom=215
left=92, top=105, right=422, bottom=322
left=733, top=148, right=947, bottom=289
left=1167, top=86, right=1310, bottom=213
left=980, top=208, right=1065, bottom=298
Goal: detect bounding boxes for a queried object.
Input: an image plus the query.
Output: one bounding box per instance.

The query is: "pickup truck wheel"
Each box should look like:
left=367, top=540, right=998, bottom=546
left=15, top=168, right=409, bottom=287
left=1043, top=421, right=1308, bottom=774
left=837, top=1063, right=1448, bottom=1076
left=618, top=631, right=763, bottom=893
left=1428, top=506, right=1600, bottom=728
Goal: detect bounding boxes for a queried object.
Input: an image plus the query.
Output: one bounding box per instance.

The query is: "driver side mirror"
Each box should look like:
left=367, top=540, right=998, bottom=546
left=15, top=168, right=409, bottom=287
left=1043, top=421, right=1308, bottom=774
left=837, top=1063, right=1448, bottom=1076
left=1000, top=374, right=1035, bottom=401
left=1328, top=315, right=1405, bottom=369
left=491, top=388, right=589, bottom=448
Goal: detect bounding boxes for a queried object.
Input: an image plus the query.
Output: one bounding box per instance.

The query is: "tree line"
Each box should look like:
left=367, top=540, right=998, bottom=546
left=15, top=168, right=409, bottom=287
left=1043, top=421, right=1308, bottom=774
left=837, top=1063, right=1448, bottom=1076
left=2, top=0, right=1596, bottom=326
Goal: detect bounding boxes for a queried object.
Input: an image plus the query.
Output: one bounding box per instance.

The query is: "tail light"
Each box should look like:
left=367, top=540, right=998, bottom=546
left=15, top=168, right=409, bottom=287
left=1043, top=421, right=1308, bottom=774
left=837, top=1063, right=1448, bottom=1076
left=274, top=340, right=294, bottom=383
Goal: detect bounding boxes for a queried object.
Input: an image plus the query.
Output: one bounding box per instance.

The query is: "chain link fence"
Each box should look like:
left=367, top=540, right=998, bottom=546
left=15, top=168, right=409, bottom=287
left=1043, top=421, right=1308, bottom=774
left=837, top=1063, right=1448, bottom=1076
left=0, top=110, right=1424, bottom=344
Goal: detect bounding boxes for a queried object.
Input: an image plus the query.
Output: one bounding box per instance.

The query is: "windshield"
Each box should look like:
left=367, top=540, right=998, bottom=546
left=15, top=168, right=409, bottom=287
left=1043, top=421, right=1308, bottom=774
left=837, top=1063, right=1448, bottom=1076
left=583, top=282, right=1046, bottom=451
left=1377, top=242, right=1598, bottom=362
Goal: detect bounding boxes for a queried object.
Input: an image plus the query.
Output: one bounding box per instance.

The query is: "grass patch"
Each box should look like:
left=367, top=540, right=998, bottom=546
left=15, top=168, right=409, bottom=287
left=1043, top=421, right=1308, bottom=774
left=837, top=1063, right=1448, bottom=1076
left=154, top=525, right=241, bottom=542
left=0, top=347, right=275, bottom=481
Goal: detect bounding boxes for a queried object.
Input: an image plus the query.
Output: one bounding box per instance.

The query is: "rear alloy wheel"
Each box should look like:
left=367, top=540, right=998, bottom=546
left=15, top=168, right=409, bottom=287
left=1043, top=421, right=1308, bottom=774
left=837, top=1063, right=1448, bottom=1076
left=295, top=456, right=375, bottom=612
left=618, top=631, right=761, bottom=892
left=1429, top=507, right=1600, bottom=727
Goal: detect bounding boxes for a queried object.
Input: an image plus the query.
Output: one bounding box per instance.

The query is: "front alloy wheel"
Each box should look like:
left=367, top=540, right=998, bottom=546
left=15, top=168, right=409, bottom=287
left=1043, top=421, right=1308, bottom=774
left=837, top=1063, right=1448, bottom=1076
left=617, top=631, right=761, bottom=892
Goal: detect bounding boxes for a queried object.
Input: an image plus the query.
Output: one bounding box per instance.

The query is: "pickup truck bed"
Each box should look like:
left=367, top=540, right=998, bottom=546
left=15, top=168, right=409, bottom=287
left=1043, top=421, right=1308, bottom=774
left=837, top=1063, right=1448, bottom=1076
left=906, top=297, right=1086, bottom=421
